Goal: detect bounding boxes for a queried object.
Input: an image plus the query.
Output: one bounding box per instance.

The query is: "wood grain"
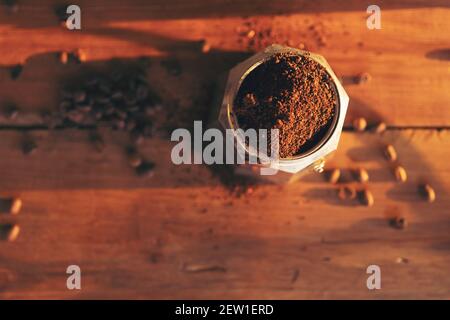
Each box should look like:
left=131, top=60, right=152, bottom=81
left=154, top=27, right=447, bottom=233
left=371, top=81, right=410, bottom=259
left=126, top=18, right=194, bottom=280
left=0, top=129, right=448, bottom=299
left=0, top=1, right=449, bottom=127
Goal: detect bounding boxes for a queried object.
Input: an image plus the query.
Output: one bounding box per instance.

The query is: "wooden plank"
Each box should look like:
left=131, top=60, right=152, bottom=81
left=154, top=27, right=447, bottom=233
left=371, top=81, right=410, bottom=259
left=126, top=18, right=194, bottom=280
left=0, top=129, right=448, bottom=298
left=0, top=2, right=449, bottom=127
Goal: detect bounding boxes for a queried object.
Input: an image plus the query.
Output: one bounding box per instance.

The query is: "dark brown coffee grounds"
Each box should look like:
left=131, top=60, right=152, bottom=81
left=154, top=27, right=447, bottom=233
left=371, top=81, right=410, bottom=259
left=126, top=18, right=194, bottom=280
left=234, top=52, right=337, bottom=158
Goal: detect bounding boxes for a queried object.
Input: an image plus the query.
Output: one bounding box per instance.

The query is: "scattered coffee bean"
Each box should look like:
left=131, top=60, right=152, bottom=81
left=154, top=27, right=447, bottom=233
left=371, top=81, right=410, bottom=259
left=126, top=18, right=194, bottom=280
left=353, top=117, right=367, bottom=132
left=337, top=185, right=356, bottom=200
left=126, top=147, right=143, bottom=168
left=373, top=122, right=387, bottom=134
left=354, top=168, right=369, bottom=183
left=9, top=63, right=23, bottom=80
left=135, top=160, right=155, bottom=177
left=247, top=30, right=256, bottom=39
left=74, top=49, right=87, bottom=63
left=355, top=72, right=371, bottom=84
left=22, top=139, right=37, bottom=155
left=59, top=51, right=69, bottom=64
left=0, top=197, right=21, bottom=214
left=9, top=198, right=22, bottom=215
left=395, top=257, right=409, bottom=264
left=390, top=216, right=407, bottom=230
left=88, top=131, right=105, bottom=153
left=418, top=183, right=436, bottom=203
left=0, top=224, right=20, bottom=241
left=3, top=103, right=19, bottom=120
left=383, top=144, right=397, bottom=162
left=201, top=41, right=211, bottom=53
left=394, top=165, right=407, bottom=183
left=243, top=93, right=257, bottom=108
left=326, top=168, right=341, bottom=184
left=359, top=189, right=374, bottom=206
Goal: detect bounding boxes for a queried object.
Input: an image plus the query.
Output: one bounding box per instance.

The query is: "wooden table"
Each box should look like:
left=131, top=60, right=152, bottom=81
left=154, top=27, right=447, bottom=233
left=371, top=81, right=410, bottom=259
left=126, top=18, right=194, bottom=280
left=0, top=0, right=449, bottom=299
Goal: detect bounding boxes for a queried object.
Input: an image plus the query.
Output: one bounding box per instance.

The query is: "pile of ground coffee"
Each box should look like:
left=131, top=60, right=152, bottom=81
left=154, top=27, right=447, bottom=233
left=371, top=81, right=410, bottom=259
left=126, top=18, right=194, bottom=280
left=234, top=52, right=337, bottom=158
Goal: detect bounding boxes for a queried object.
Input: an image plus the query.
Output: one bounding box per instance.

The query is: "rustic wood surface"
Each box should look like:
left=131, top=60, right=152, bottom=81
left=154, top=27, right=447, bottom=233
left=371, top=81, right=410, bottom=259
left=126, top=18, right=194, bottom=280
left=0, top=0, right=449, bottom=299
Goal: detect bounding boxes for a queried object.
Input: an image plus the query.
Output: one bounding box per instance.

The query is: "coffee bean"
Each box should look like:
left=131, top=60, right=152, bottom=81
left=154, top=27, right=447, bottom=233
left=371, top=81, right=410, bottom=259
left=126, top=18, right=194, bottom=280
left=75, top=49, right=87, bottom=63
left=353, top=117, right=367, bottom=132
left=355, top=72, right=371, bottom=84
left=394, top=165, right=407, bottom=183
left=201, top=41, right=211, bottom=53
left=355, top=168, right=369, bottom=183
left=359, top=189, right=374, bottom=206
left=9, top=198, right=22, bottom=215
left=247, top=30, right=256, bottom=39
left=0, top=197, right=21, bottom=215
left=59, top=51, right=69, bottom=64
left=9, top=63, right=23, bottom=80
left=390, top=216, right=407, bottom=230
left=243, top=93, right=258, bottom=108
left=135, top=160, right=155, bottom=177
left=326, top=168, right=340, bottom=184
left=337, top=185, right=356, bottom=200
left=22, top=139, right=37, bottom=155
left=418, top=183, right=436, bottom=203
left=126, top=148, right=143, bottom=168
left=383, top=144, right=397, bottom=162
left=0, top=224, right=20, bottom=241
left=373, top=122, right=387, bottom=134
left=3, top=103, right=19, bottom=120
left=73, top=90, right=87, bottom=103
left=89, top=131, right=105, bottom=153
left=130, top=130, right=144, bottom=145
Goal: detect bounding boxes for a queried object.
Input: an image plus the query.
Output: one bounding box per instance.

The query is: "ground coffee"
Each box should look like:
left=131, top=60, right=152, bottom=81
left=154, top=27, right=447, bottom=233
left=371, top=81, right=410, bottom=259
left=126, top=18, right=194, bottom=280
left=234, top=52, right=337, bottom=158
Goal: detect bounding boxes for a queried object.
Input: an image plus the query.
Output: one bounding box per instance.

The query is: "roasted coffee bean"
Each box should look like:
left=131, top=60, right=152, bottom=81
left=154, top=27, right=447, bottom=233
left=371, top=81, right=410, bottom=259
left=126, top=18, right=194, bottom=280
left=66, top=110, right=84, bottom=124
left=201, top=41, right=211, bottom=53
left=73, top=90, right=87, bottom=103
left=390, top=216, right=407, bottom=230
left=355, top=168, right=369, bottom=183
left=135, top=160, right=155, bottom=177
left=243, top=93, right=257, bottom=108
left=0, top=224, right=20, bottom=241
left=353, top=117, right=367, bottom=132
left=0, top=197, right=22, bottom=215
left=383, top=144, right=397, bottom=162
left=394, top=165, right=407, bottom=183
left=59, top=51, right=69, bottom=64
left=10, top=63, right=23, bottom=80
left=89, top=131, right=105, bottom=153
left=74, top=49, right=87, bottom=63
left=355, top=72, right=371, bottom=84
left=130, top=130, right=144, bottom=145
left=3, top=103, right=19, bottom=120
left=126, top=149, right=143, bottom=168
left=373, top=122, right=387, bottom=134
left=326, top=168, right=340, bottom=184
left=418, top=183, right=436, bottom=203
left=22, top=139, right=37, bottom=155
left=359, top=189, right=374, bottom=206
left=337, top=185, right=356, bottom=200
